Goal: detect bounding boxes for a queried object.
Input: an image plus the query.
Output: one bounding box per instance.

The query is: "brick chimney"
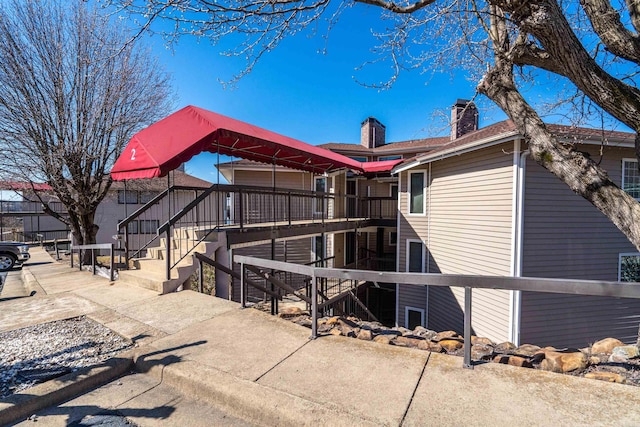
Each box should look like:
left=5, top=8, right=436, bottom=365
left=450, top=99, right=478, bottom=140
left=361, top=117, right=386, bottom=148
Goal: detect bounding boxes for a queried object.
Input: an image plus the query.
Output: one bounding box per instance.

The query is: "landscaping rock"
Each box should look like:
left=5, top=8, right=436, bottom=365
left=471, top=344, right=494, bottom=360
left=493, top=355, right=532, bottom=368
left=435, top=330, right=459, bottom=341
left=394, top=336, right=424, bottom=348
left=373, top=334, right=394, bottom=345
left=418, top=341, right=443, bottom=352
left=609, top=345, right=640, bottom=362
left=357, top=329, right=373, bottom=341
left=278, top=306, right=304, bottom=318
left=440, top=339, right=464, bottom=353
left=329, top=328, right=342, bottom=336
left=413, top=326, right=438, bottom=340
left=585, top=372, right=626, bottom=384
left=591, top=338, right=625, bottom=355
left=494, top=342, right=516, bottom=354
left=515, top=344, right=541, bottom=357
left=471, top=336, right=494, bottom=346
left=540, top=350, right=587, bottom=373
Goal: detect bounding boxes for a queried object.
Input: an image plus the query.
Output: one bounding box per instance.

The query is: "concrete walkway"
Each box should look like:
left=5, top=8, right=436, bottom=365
left=1, top=248, right=640, bottom=426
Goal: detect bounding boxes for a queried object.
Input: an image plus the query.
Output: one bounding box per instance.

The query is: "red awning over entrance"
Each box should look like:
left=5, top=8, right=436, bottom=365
left=111, top=106, right=404, bottom=181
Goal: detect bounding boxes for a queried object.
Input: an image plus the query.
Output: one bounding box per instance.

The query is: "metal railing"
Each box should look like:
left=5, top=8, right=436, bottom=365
left=119, top=183, right=397, bottom=281
left=70, top=243, right=118, bottom=281
left=233, top=254, right=640, bottom=369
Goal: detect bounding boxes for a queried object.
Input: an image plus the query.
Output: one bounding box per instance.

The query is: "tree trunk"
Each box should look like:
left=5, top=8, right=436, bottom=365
left=70, top=211, right=99, bottom=265
left=478, top=67, right=640, bottom=251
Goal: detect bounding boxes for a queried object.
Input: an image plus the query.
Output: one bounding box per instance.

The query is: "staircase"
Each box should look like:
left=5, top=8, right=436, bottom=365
left=119, top=227, right=224, bottom=294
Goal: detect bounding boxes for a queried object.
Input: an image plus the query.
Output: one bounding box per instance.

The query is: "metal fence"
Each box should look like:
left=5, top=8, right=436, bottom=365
left=233, top=254, right=640, bottom=369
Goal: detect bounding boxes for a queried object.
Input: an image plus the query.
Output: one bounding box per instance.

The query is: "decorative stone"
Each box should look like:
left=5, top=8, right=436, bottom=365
left=329, top=328, right=342, bottom=336
left=326, top=316, right=341, bottom=326
left=494, top=342, right=516, bottom=354
left=585, top=372, right=626, bottom=384
left=493, top=355, right=531, bottom=368
left=591, top=338, right=625, bottom=355
left=357, top=329, right=373, bottom=341
left=471, top=344, right=494, bottom=360
left=609, top=345, right=640, bottom=362
left=515, top=344, right=541, bottom=357
left=414, top=326, right=438, bottom=340
left=540, top=350, right=587, bottom=373
left=373, top=334, right=394, bottom=345
left=471, top=336, right=494, bottom=346
left=435, top=330, right=459, bottom=341
left=395, top=336, right=424, bottom=348
left=278, top=306, right=303, bottom=318
left=440, top=339, right=464, bottom=352
left=418, top=341, right=443, bottom=352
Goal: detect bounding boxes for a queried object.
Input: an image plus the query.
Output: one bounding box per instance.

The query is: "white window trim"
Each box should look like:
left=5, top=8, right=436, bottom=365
left=405, top=306, right=425, bottom=329
left=622, top=158, right=640, bottom=200
left=407, top=170, right=426, bottom=216
left=390, top=183, right=398, bottom=198
left=619, top=252, right=640, bottom=282
left=405, top=239, right=425, bottom=273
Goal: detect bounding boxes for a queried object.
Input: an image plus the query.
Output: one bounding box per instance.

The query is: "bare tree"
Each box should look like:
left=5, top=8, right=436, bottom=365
left=0, top=0, right=173, bottom=250
left=106, top=0, right=640, bottom=250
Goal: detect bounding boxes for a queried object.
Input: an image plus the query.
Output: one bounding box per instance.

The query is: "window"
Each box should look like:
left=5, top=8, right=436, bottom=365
left=619, top=253, right=640, bottom=282
left=390, top=184, right=398, bottom=200
left=139, top=191, right=158, bottom=204
left=405, top=307, right=425, bottom=329
left=312, top=235, right=325, bottom=264
left=118, top=190, right=138, bottom=204
left=314, top=177, right=327, bottom=214
left=139, top=220, right=159, bottom=234
left=118, top=220, right=138, bottom=234
left=349, top=156, right=368, bottom=162
left=389, top=231, right=397, bottom=246
left=622, top=159, right=640, bottom=199
left=378, top=155, right=402, bottom=161
left=408, top=171, right=425, bottom=214
left=406, top=239, right=424, bottom=272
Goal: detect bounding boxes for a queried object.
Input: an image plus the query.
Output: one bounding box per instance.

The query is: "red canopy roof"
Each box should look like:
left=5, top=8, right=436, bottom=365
left=111, top=106, right=399, bottom=180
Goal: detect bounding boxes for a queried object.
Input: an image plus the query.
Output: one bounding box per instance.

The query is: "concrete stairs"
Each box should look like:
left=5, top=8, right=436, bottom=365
left=119, top=227, right=224, bottom=294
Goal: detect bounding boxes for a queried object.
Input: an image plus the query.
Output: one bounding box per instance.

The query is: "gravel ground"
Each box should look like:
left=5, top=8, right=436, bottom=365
left=0, top=316, right=133, bottom=398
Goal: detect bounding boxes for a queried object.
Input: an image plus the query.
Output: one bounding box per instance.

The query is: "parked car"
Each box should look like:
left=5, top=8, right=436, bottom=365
left=0, top=242, right=30, bottom=271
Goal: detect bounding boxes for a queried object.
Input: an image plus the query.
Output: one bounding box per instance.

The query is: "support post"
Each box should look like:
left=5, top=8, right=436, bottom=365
left=109, top=244, right=115, bottom=281
left=91, top=249, right=96, bottom=275
left=240, top=262, right=246, bottom=308
left=165, top=228, right=171, bottom=281
left=463, top=286, right=473, bottom=369
left=198, top=257, right=204, bottom=294
left=311, top=274, right=318, bottom=339
left=239, top=188, right=244, bottom=230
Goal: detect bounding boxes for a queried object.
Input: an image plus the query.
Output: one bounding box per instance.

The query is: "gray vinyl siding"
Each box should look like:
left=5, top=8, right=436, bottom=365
left=397, top=284, right=427, bottom=328
left=520, top=147, right=640, bottom=347
left=398, top=143, right=515, bottom=342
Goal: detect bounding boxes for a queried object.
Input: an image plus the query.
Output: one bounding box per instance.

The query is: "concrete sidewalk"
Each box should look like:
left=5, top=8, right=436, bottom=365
left=1, top=248, right=640, bottom=426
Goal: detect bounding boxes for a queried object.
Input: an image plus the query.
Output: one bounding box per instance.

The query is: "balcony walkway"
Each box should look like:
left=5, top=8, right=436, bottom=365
left=1, top=248, right=639, bottom=426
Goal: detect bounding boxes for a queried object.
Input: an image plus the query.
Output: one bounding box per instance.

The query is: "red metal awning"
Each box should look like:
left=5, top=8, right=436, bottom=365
left=111, top=106, right=399, bottom=180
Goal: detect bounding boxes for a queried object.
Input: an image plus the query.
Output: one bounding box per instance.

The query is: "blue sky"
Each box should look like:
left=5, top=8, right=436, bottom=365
left=145, top=6, right=500, bottom=183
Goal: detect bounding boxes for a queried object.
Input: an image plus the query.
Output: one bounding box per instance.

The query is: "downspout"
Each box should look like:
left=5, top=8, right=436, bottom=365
left=395, top=171, right=401, bottom=327
left=425, top=162, right=432, bottom=327
left=510, top=142, right=529, bottom=345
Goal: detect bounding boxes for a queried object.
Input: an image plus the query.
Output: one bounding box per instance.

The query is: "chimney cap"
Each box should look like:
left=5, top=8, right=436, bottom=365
left=454, top=99, right=472, bottom=107
left=361, top=117, right=386, bottom=129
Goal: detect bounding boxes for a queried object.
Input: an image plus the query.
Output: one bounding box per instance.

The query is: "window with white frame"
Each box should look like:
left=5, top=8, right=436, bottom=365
left=405, top=306, right=425, bottom=329
left=406, top=239, right=425, bottom=273
left=622, top=159, right=640, bottom=199
left=139, top=219, right=159, bottom=234
left=408, top=171, right=425, bottom=214
left=312, top=235, right=325, bottom=264
left=619, top=253, right=640, bottom=282
left=118, top=190, right=138, bottom=204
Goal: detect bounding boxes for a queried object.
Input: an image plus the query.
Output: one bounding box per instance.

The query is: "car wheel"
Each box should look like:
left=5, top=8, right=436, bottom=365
left=0, top=253, right=16, bottom=271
